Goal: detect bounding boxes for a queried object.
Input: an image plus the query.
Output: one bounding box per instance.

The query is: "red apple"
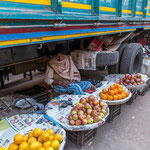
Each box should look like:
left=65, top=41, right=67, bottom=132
left=93, top=106, right=100, bottom=112
left=101, top=109, right=107, bottom=115
left=78, top=110, right=84, bottom=115
left=80, top=98, right=86, bottom=104
left=91, top=110, right=97, bottom=117
left=78, top=114, right=85, bottom=120
left=75, top=120, right=82, bottom=125
left=72, top=114, right=78, bottom=121
left=84, top=113, right=87, bottom=116
left=68, top=115, right=73, bottom=120
left=76, top=103, right=84, bottom=110
left=122, top=77, right=126, bottom=82
left=82, top=119, right=88, bottom=125
left=87, top=109, right=92, bottom=115
left=82, top=108, right=86, bottom=113
left=69, top=120, right=75, bottom=125
left=99, top=100, right=105, bottom=106
left=101, top=106, right=106, bottom=110
left=84, top=103, right=91, bottom=109
left=92, top=99, right=99, bottom=105
left=125, top=74, right=130, bottom=79
left=88, top=95, right=95, bottom=102
left=93, top=116, right=99, bottom=123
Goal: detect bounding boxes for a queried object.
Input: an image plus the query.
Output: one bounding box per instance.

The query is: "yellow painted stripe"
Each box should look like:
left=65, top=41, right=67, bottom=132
left=99, top=6, right=116, bottom=12
left=0, top=29, right=135, bottom=47
left=122, top=9, right=132, bottom=14
left=144, top=27, right=150, bottom=30
left=62, top=2, right=91, bottom=10
left=2, top=0, right=51, bottom=5
left=147, top=13, right=150, bottom=16
left=136, top=11, right=143, bottom=15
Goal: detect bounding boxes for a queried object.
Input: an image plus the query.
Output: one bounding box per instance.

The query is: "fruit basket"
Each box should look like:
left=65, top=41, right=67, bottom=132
left=45, top=95, right=109, bottom=131
left=93, top=81, right=132, bottom=106
left=104, top=74, right=147, bottom=91
left=0, top=114, right=66, bottom=150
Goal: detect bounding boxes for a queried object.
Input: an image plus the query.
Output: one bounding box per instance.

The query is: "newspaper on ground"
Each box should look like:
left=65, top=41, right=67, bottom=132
left=0, top=114, right=66, bottom=150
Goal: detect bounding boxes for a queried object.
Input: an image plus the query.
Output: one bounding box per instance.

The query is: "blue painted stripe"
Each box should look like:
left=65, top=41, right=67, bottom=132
left=0, top=29, right=136, bottom=49
left=0, top=26, right=136, bottom=41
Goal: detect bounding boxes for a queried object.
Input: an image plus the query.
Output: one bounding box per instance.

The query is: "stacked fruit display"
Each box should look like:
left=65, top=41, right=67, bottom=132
left=0, top=128, right=63, bottom=150
left=68, top=95, right=107, bottom=126
left=99, top=83, right=129, bottom=101
left=119, top=74, right=143, bottom=86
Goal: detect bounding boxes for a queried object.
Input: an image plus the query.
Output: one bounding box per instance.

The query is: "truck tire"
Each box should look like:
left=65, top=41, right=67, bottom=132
left=108, top=43, right=128, bottom=74
left=120, top=43, right=143, bottom=74
left=96, top=51, right=119, bottom=67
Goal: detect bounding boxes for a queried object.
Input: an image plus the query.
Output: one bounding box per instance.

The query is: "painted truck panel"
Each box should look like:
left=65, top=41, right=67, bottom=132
left=0, top=0, right=150, bottom=48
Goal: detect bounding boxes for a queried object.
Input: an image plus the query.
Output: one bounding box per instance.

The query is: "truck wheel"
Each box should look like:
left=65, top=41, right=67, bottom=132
left=108, top=43, right=128, bottom=74
left=120, top=43, right=143, bottom=74
left=96, top=51, right=119, bottom=67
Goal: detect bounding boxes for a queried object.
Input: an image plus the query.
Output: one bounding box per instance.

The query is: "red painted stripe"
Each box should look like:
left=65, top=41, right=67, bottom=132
left=0, top=24, right=148, bottom=35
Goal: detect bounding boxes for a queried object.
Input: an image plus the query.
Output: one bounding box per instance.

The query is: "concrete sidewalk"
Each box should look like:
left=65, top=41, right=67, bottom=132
left=65, top=93, right=150, bottom=150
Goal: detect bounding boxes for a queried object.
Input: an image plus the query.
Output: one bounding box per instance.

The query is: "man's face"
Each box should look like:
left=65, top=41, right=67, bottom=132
left=56, top=54, right=65, bottom=61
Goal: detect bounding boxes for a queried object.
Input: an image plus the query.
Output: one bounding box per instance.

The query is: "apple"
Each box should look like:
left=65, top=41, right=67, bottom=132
left=84, top=103, right=91, bottom=109
left=68, top=115, right=73, bottom=120
left=101, top=109, right=107, bottom=115
left=80, top=98, right=86, bottom=104
left=76, top=103, right=84, bottom=110
left=87, top=118, right=93, bottom=124
left=96, top=104, right=100, bottom=107
left=71, top=110, right=77, bottom=115
left=87, top=109, right=92, bottom=115
left=101, top=106, right=106, bottom=110
left=93, top=116, right=99, bottom=123
left=87, top=115, right=91, bottom=119
left=84, top=113, right=87, bottom=116
left=126, top=79, right=130, bottom=84
left=88, top=95, right=95, bottom=102
left=136, top=74, right=141, bottom=78
left=91, top=110, right=97, bottom=117
left=82, top=108, right=86, bottom=113
left=93, top=106, right=100, bottom=112
left=85, top=97, right=89, bottom=102
left=122, top=77, right=126, bottom=82
left=78, top=114, right=85, bottom=120
left=75, top=120, right=82, bottom=125
left=98, top=115, right=102, bottom=121
left=129, top=75, right=133, bottom=80
left=99, top=112, right=104, bottom=118
left=92, top=99, right=99, bottom=105
left=78, top=110, right=84, bottom=115
left=72, top=114, right=78, bottom=121
left=71, top=107, right=78, bottom=112
left=99, top=100, right=105, bottom=106
left=82, top=119, right=88, bottom=125
left=125, top=74, right=130, bottom=79
left=69, top=120, right=75, bottom=125
left=89, top=101, right=94, bottom=108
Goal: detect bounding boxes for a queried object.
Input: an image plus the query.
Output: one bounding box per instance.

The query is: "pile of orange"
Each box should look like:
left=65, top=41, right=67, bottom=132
left=99, top=83, right=129, bottom=101
left=0, top=128, right=63, bottom=150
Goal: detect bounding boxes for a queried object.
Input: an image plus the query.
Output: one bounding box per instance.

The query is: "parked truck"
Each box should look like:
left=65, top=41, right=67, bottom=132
left=0, top=0, right=150, bottom=88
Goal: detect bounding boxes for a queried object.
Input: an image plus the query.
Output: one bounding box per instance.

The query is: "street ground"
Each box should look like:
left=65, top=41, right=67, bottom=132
left=1, top=72, right=150, bottom=150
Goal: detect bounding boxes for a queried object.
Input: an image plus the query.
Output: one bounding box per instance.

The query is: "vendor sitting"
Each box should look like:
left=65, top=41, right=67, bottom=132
left=44, top=44, right=95, bottom=95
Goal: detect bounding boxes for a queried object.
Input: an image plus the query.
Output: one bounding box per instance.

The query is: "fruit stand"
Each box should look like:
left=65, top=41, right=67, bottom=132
left=0, top=114, right=66, bottom=150
left=45, top=95, right=109, bottom=148
left=87, top=81, right=132, bottom=122
left=104, top=74, right=149, bottom=103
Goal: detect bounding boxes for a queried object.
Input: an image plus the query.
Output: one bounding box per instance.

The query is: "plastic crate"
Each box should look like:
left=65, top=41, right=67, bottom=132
left=138, top=79, right=150, bottom=96
left=67, top=129, right=97, bottom=149
left=15, top=85, right=50, bottom=106
left=127, top=89, right=138, bottom=105
left=107, top=105, right=121, bottom=123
